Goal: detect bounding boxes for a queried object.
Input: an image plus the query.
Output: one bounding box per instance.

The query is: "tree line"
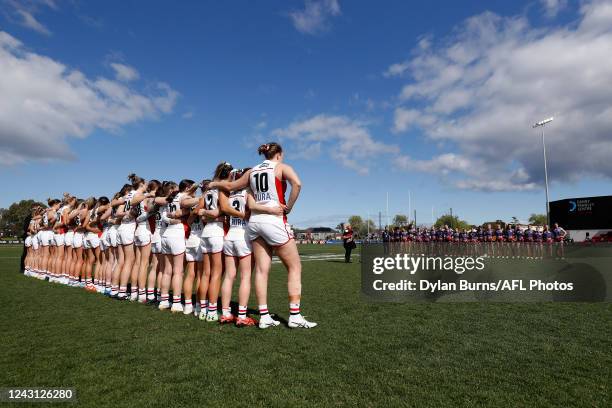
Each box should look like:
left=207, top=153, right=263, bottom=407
left=338, top=213, right=548, bottom=237
left=0, top=200, right=46, bottom=238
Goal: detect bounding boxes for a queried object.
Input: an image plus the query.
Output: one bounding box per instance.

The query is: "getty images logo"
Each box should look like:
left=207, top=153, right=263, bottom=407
left=569, top=200, right=577, bottom=212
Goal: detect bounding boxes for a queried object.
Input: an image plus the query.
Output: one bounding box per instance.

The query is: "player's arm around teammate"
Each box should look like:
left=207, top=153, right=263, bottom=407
left=96, top=199, right=113, bottom=294
left=133, top=180, right=161, bottom=303
left=83, top=197, right=102, bottom=291
left=156, top=182, right=184, bottom=311
left=116, top=175, right=147, bottom=300
left=218, top=169, right=252, bottom=324
left=212, top=142, right=316, bottom=329
left=41, top=199, right=60, bottom=280
left=72, top=200, right=89, bottom=286
left=179, top=180, right=202, bottom=315
left=109, top=187, right=129, bottom=297
left=197, top=163, right=234, bottom=322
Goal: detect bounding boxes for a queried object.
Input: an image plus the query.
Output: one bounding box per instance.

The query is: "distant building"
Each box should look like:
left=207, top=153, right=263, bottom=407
left=295, top=227, right=338, bottom=241
left=550, top=195, right=612, bottom=242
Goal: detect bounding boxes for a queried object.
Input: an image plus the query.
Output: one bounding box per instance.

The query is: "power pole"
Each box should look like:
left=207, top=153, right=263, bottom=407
left=386, top=192, right=389, bottom=228
left=408, top=190, right=411, bottom=224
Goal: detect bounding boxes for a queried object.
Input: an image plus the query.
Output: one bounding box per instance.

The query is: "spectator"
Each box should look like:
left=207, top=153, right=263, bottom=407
left=342, top=224, right=356, bottom=263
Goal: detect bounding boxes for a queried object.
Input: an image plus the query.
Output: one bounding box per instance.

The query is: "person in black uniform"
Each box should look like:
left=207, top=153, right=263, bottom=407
left=342, top=224, right=356, bottom=263
left=382, top=227, right=390, bottom=255
left=20, top=209, right=33, bottom=274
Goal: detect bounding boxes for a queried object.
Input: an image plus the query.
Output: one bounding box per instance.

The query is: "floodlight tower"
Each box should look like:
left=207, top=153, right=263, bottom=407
left=532, top=117, right=554, bottom=227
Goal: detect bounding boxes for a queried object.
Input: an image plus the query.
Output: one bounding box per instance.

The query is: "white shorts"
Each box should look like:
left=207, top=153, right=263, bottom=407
left=201, top=236, right=223, bottom=254
left=53, top=233, right=65, bottom=246
left=118, top=223, right=136, bottom=246
left=99, top=237, right=108, bottom=251
left=162, top=235, right=185, bottom=255
left=151, top=232, right=162, bottom=254
left=108, top=226, right=119, bottom=248
left=100, top=229, right=109, bottom=250
left=39, top=230, right=53, bottom=246
left=134, top=224, right=152, bottom=247
left=185, top=245, right=202, bottom=262
left=247, top=221, right=293, bottom=247
left=65, top=230, right=74, bottom=247
left=25, top=236, right=32, bottom=247
left=72, top=232, right=84, bottom=249
left=32, top=235, right=40, bottom=250
left=223, top=239, right=252, bottom=258
left=84, top=233, right=100, bottom=249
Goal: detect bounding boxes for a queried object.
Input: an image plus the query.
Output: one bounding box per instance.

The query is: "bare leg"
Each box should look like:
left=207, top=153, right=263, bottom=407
left=206, top=252, right=223, bottom=308
left=119, top=244, right=135, bottom=296
left=275, top=240, right=302, bottom=304
left=183, top=261, right=196, bottom=306
left=170, top=253, right=185, bottom=307
left=112, top=245, right=125, bottom=293
left=137, top=244, right=151, bottom=301
left=221, top=255, right=238, bottom=314
left=160, top=254, right=173, bottom=305
left=198, top=255, right=212, bottom=306
left=237, top=255, right=253, bottom=308
left=252, top=239, right=272, bottom=307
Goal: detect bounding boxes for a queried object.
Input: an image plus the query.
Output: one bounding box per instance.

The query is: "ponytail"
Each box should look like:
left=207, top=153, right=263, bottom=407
left=257, top=142, right=283, bottom=160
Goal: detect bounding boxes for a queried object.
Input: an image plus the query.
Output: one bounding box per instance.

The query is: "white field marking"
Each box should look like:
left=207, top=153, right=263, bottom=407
left=272, top=253, right=347, bottom=264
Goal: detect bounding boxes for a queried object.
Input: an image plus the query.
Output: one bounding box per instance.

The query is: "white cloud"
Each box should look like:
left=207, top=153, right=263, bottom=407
left=110, top=62, right=139, bottom=82
left=3, top=0, right=55, bottom=35
left=0, top=31, right=178, bottom=165
left=272, top=114, right=398, bottom=174
left=383, top=61, right=410, bottom=78
left=386, top=0, right=612, bottom=191
left=541, top=0, right=567, bottom=17
left=15, top=8, right=50, bottom=35
left=288, top=0, right=341, bottom=35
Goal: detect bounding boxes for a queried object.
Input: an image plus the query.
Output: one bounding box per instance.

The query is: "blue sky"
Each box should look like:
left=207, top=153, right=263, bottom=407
left=1, top=0, right=611, bottom=228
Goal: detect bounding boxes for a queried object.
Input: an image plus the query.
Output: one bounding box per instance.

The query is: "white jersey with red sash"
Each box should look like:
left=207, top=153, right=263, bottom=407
left=248, top=160, right=287, bottom=224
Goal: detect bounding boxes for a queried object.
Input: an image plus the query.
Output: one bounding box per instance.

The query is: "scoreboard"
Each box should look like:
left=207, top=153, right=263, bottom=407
left=549, top=196, right=612, bottom=229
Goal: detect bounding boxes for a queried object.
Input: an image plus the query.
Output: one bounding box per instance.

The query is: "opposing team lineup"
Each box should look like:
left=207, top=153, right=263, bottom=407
left=22, top=143, right=317, bottom=329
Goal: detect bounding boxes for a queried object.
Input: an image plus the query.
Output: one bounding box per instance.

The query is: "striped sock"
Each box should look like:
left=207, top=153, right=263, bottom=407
left=131, top=287, right=138, bottom=296
left=146, top=289, right=154, bottom=300
left=111, top=285, right=119, bottom=296
left=200, top=299, right=208, bottom=311
left=185, top=299, right=192, bottom=306
left=222, top=307, right=232, bottom=317
left=259, top=304, right=269, bottom=317
left=172, top=295, right=181, bottom=304
left=238, top=305, right=247, bottom=318
left=160, top=293, right=169, bottom=303
left=118, top=286, right=127, bottom=297
left=207, top=302, right=217, bottom=315
left=289, top=303, right=300, bottom=316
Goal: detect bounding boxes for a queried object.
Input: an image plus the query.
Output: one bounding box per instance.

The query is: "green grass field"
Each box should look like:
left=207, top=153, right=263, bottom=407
left=0, top=244, right=610, bottom=407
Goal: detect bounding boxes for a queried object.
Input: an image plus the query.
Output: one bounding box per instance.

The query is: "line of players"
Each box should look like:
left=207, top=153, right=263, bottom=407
left=382, top=223, right=567, bottom=243
left=22, top=142, right=317, bottom=329
left=381, top=223, right=568, bottom=259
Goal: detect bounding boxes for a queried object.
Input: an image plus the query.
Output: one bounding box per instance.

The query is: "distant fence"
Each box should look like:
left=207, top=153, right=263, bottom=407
left=0, top=240, right=23, bottom=245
